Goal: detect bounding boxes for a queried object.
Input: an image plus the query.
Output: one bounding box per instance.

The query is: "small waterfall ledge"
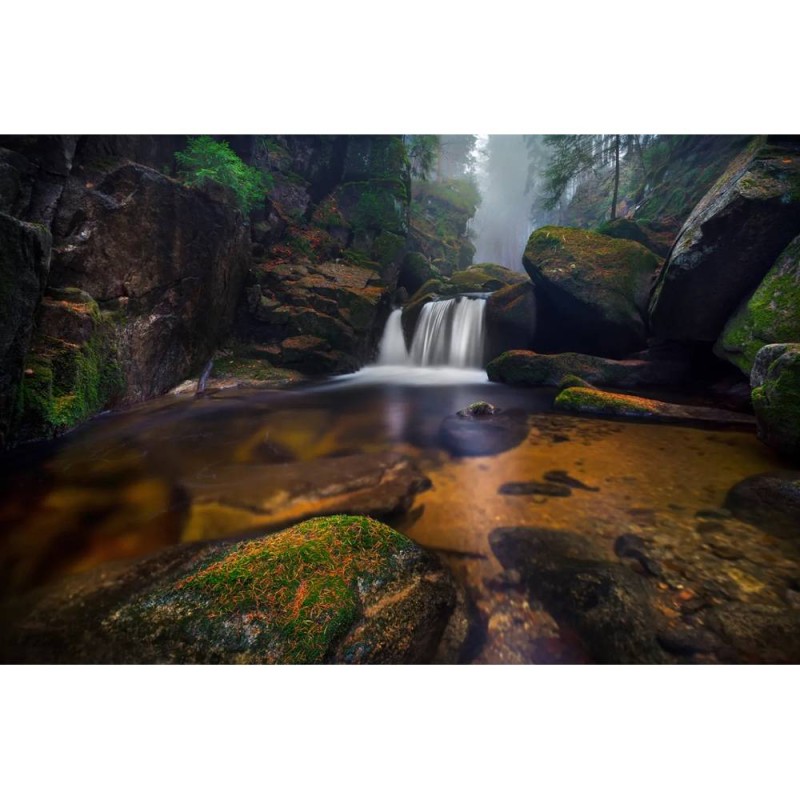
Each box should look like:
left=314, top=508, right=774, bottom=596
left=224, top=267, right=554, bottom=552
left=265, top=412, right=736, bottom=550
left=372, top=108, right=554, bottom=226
left=378, top=296, right=487, bottom=369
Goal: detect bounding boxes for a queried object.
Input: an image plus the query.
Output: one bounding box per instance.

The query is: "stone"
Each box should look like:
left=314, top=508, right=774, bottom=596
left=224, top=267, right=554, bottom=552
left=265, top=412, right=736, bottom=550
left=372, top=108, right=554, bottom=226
left=0, top=213, right=51, bottom=446
left=554, top=386, right=756, bottom=427
left=487, top=349, right=688, bottom=388
left=0, top=516, right=459, bottom=664
left=485, top=282, right=537, bottom=361
left=439, top=408, right=529, bottom=457
left=522, top=226, right=659, bottom=357
left=716, top=236, right=800, bottom=375
left=49, top=162, right=250, bottom=404
left=182, top=451, right=431, bottom=541
left=498, top=482, right=572, bottom=497
left=489, top=526, right=666, bottom=663
left=649, top=139, right=800, bottom=343
left=596, top=217, right=671, bottom=257
left=750, top=343, right=800, bottom=461
left=724, top=471, right=800, bottom=538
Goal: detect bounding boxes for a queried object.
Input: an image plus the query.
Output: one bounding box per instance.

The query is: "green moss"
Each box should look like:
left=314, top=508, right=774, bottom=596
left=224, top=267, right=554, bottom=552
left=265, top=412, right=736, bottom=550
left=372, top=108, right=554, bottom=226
left=554, top=386, right=659, bottom=417
left=175, top=515, right=414, bottom=663
left=558, top=374, right=594, bottom=390
left=752, top=347, right=800, bottom=457
left=717, top=237, right=800, bottom=374
left=450, top=263, right=528, bottom=292
left=15, top=317, right=123, bottom=439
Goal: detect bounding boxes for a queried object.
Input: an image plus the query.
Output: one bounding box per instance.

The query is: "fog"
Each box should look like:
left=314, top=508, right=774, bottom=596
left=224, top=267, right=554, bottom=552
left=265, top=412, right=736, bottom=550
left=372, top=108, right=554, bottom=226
left=468, top=135, right=538, bottom=272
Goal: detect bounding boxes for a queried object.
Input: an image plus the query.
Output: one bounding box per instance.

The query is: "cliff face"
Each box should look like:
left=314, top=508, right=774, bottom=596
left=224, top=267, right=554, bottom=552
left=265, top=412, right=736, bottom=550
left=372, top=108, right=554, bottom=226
left=0, top=134, right=412, bottom=444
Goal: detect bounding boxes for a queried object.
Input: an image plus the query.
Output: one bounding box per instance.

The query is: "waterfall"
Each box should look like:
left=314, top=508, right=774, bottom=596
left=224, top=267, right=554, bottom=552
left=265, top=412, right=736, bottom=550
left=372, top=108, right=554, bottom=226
left=377, top=297, right=486, bottom=368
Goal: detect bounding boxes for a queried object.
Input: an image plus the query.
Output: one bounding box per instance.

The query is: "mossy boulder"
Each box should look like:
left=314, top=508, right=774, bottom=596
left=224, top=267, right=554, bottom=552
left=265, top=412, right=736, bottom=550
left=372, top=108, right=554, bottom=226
left=649, top=138, right=800, bottom=343
left=523, top=226, right=659, bottom=357
left=485, top=282, right=537, bottom=360
left=0, top=212, right=51, bottom=447
left=554, top=386, right=755, bottom=426
left=750, top=343, right=800, bottom=460
left=399, top=251, right=441, bottom=295
left=596, top=218, right=669, bottom=258
left=450, top=263, right=529, bottom=293
left=716, top=235, right=800, bottom=375
left=0, top=515, right=459, bottom=664
left=487, top=350, right=688, bottom=388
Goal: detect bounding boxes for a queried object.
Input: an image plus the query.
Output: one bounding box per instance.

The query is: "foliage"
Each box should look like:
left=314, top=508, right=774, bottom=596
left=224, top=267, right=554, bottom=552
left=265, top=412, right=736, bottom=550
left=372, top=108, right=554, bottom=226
left=405, top=135, right=441, bottom=180
left=175, top=135, right=268, bottom=212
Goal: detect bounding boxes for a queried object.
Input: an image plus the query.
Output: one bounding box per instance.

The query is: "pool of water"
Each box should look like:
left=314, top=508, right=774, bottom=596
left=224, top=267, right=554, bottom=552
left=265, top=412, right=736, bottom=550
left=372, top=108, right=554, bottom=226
left=0, top=367, right=794, bottom=661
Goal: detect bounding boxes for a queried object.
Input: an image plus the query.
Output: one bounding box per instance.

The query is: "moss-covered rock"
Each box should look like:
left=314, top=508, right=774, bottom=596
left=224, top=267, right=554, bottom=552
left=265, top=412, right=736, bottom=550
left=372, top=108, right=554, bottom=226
left=554, top=386, right=755, bottom=426
left=450, top=263, right=529, bottom=293
left=399, top=251, right=441, bottom=295
left=487, top=350, right=688, bottom=388
left=649, top=138, right=800, bottom=343
left=523, top=226, right=659, bottom=357
left=14, top=295, right=123, bottom=441
left=596, top=218, right=668, bottom=257
left=750, top=343, right=800, bottom=460
left=716, top=235, right=800, bottom=375
left=0, top=212, right=51, bottom=447
left=485, top=282, right=537, bottom=361
left=0, top=515, right=459, bottom=664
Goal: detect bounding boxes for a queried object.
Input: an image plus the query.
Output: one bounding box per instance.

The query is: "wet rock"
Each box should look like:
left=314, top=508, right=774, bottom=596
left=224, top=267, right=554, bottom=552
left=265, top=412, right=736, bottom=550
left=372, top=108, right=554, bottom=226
left=703, top=535, right=744, bottom=561
left=716, top=235, right=800, bottom=375
left=0, top=213, right=52, bottom=446
left=649, top=138, right=800, bottom=343
left=656, top=625, right=725, bottom=656
left=522, top=226, right=660, bottom=357
left=554, top=386, right=756, bottom=427
left=543, top=470, right=599, bottom=492
left=699, top=602, right=800, bottom=663
left=498, top=481, right=572, bottom=497
left=613, top=534, right=662, bottom=577
left=182, top=451, right=432, bottom=540
left=489, top=526, right=667, bottom=663
left=456, top=401, right=498, bottom=418
left=750, top=343, right=800, bottom=461
left=724, top=471, right=800, bottom=538
left=487, top=350, right=689, bottom=388
left=485, top=282, right=538, bottom=361
left=439, top=408, right=528, bottom=457
left=0, top=516, right=459, bottom=664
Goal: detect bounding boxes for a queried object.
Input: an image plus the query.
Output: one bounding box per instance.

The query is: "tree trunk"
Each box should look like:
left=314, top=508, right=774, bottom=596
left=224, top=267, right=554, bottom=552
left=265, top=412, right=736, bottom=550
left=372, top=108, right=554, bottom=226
left=611, top=134, right=620, bottom=220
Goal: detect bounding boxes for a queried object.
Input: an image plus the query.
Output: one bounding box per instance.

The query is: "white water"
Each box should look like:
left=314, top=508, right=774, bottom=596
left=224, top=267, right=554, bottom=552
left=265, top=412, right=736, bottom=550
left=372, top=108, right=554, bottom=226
left=379, top=297, right=486, bottom=368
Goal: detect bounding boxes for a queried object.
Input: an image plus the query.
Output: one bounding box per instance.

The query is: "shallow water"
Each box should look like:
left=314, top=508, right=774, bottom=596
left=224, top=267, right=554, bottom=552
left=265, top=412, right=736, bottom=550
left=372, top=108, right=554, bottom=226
left=0, top=367, right=793, bottom=661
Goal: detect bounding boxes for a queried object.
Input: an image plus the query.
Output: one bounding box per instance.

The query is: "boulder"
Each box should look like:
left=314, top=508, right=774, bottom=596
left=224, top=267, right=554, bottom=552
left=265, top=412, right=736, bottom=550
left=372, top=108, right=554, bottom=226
left=596, top=217, right=670, bottom=258
left=487, top=349, right=689, bottom=388
left=439, top=406, right=529, bottom=457
left=649, top=139, right=800, bottom=342
left=0, top=515, right=459, bottom=664
left=485, top=283, right=537, bottom=361
left=449, top=263, right=529, bottom=293
left=716, top=237, right=800, bottom=375
left=0, top=213, right=51, bottom=446
left=522, top=226, right=659, bottom=357
left=553, top=386, right=756, bottom=427
left=398, top=251, right=440, bottom=295
left=724, top=471, right=800, bottom=538
left=489, top=526, right=666, bottom=663
left=750, top=343, right=800, bottom=460
left=49, top=163, right=251, bottom=403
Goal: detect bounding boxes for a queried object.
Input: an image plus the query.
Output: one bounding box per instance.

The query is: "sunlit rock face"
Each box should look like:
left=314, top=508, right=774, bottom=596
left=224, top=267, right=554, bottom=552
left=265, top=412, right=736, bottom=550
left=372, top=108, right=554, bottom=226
left=522, top=226, right=659, bottom=358
left=649, top=137, right=800, bottom=344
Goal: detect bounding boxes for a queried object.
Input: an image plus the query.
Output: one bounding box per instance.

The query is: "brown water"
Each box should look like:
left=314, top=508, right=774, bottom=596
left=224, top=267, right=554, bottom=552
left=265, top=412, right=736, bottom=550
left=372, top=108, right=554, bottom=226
left=0, top=368, right=793, bottom=662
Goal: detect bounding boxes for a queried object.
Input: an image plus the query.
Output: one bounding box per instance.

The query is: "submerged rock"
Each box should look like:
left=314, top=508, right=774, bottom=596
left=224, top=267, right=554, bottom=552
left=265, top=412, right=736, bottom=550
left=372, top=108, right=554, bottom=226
left=750, top=343, right=800, bottom=460
left=182, top=451, right=432, bottom=541
left=486, top=349, right=688, bottom=388
left=0, top=515, right=459, bottom=664
left=522, top=226, right=659, bottom=357
left=649, top=138, right=800, bottom=343
left=716, top=236, right=800, bottom=375
left=439, top=408, right=528, bottom=457
left=554, top=386, right=756, bottom=427
left=724, top=471, right=800, bottom=538
left=498, top=482, right=572, bottom=497
left=489, top=526, right=665, bottom=663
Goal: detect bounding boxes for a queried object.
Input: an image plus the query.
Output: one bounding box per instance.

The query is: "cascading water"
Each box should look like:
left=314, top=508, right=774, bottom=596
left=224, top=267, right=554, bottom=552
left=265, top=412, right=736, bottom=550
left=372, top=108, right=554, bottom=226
left=377, top=296, right=487, bottom=368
